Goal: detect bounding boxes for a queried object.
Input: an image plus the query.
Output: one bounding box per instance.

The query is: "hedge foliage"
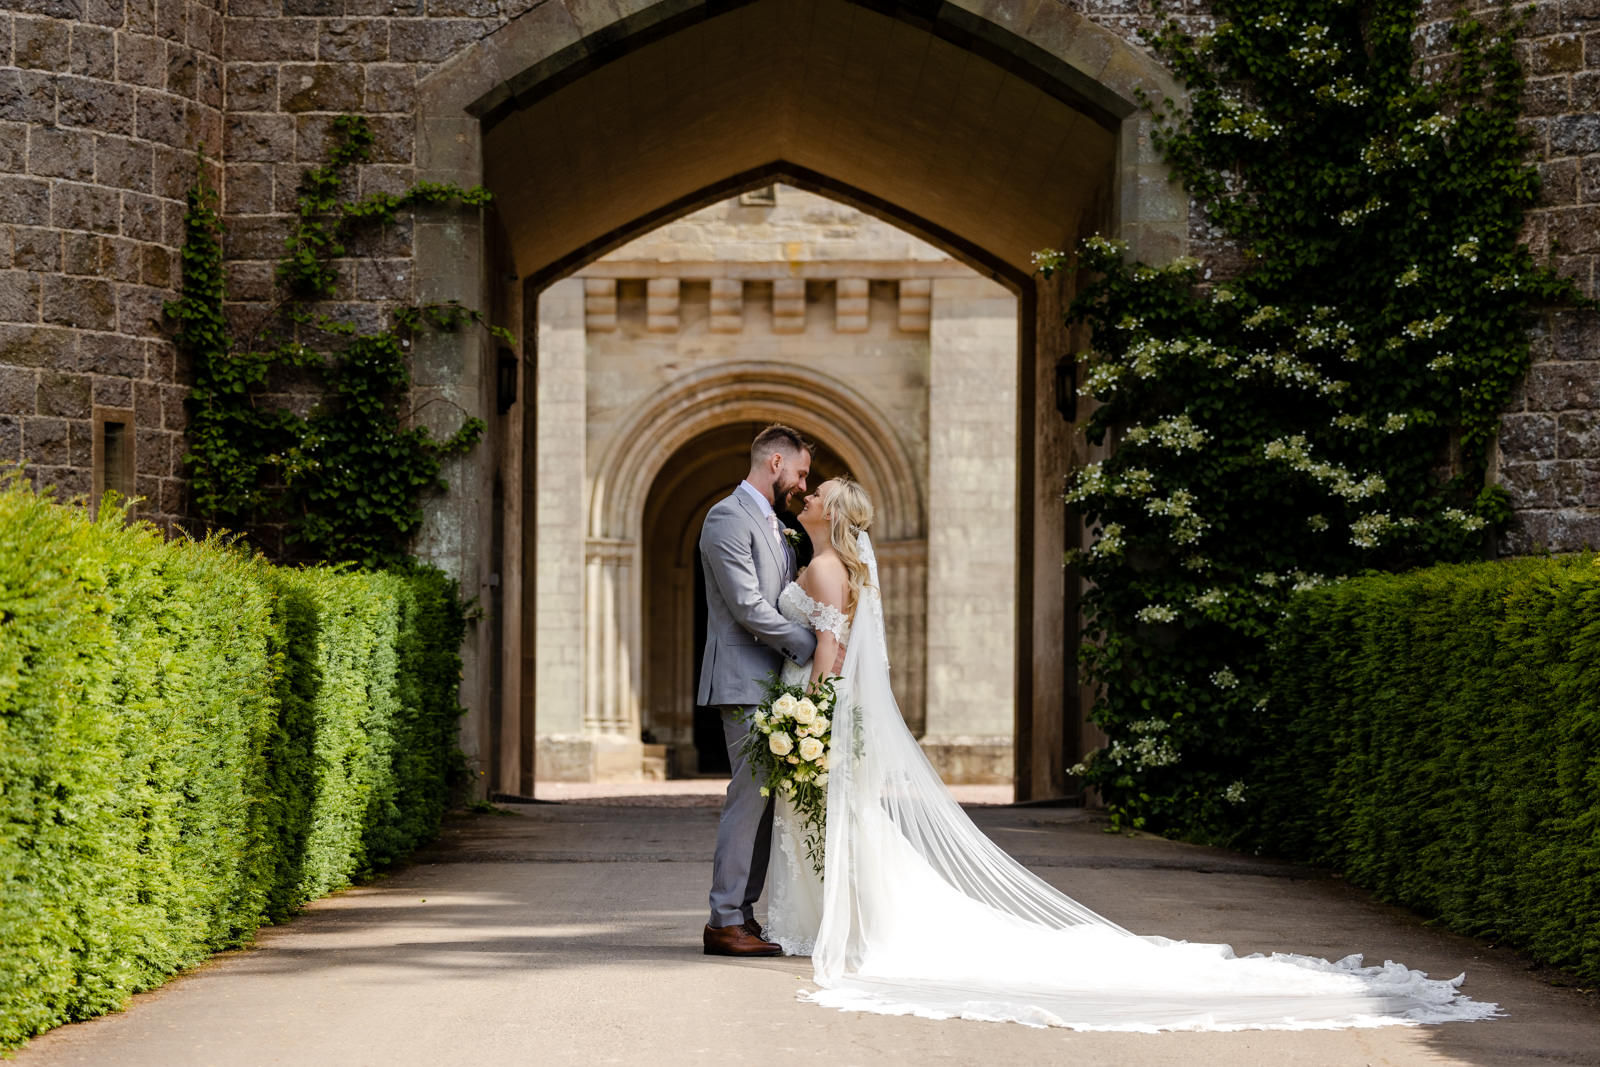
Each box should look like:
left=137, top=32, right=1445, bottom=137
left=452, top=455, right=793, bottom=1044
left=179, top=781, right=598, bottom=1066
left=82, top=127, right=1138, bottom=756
left=0, top=478, right=468, bottom=1048
left=1254, top=556, right=1600, bottom=983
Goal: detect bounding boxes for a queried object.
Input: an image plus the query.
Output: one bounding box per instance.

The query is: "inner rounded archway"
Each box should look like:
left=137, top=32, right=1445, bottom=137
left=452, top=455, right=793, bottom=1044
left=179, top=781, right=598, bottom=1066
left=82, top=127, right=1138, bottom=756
left=641, top=422, right=850, bottom=776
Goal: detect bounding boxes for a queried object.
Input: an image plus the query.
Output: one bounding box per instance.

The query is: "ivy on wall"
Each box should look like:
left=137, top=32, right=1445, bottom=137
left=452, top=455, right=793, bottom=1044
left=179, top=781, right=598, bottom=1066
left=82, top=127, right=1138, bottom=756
left=167, top=116, right=510, bottom=567
left=1037, top=0, right=1586, bottom=838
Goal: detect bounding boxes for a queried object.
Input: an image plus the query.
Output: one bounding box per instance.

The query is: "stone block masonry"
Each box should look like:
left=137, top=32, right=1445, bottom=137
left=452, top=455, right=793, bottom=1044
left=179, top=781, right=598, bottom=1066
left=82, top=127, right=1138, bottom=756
left=1, top=0, right=224, bottom=533
left=0, top=0, right=1595, bottom=554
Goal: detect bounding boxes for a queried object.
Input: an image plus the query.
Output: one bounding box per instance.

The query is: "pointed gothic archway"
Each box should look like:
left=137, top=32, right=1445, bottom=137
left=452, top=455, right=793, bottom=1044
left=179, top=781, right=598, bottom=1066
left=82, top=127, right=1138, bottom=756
left=406, top=0, right=1189, bottom=801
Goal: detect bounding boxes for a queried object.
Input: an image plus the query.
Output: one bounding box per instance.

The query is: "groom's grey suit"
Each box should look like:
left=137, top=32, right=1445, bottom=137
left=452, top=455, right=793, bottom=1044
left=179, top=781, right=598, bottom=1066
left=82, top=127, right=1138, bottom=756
left=699, top=485, right=817, bottom=928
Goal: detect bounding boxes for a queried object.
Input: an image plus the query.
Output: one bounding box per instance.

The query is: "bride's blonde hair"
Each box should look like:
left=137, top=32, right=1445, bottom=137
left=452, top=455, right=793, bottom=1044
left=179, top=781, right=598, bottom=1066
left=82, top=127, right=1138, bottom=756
left=821, top=477, right=875, bottom=618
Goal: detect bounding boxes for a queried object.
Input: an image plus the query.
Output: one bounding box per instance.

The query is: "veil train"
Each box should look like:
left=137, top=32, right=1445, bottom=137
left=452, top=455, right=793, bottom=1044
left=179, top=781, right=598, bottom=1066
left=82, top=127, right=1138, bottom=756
left=800, top=532, right=1495, bottom=1032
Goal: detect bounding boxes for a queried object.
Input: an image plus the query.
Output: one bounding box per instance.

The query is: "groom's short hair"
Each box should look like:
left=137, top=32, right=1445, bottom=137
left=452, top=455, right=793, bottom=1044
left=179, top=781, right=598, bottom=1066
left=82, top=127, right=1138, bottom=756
left=751, top=424, right=812, bottom=465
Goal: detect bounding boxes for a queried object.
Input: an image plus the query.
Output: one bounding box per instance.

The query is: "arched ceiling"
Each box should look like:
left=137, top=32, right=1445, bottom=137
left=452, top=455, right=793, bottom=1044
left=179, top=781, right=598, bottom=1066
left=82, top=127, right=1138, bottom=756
left=482, top=0, right=1117, bottom=283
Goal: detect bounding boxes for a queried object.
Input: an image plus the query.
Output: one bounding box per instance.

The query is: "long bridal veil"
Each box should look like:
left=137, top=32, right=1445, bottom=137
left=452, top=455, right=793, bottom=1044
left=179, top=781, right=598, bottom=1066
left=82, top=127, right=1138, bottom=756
left=804, top=531, right=1496, bottom=1031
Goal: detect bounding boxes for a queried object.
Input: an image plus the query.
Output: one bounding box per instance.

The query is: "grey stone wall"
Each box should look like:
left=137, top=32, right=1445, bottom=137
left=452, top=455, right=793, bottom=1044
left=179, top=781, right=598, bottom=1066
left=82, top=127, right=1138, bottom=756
left=1, top=0, right=222, bottom=531
left=0, top=0, right=1595, bottom=548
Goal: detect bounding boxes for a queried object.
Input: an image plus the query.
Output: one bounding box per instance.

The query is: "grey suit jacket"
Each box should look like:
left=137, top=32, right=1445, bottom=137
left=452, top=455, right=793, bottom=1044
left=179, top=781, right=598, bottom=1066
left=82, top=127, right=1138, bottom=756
left=697, top=488, right=817, bottom=707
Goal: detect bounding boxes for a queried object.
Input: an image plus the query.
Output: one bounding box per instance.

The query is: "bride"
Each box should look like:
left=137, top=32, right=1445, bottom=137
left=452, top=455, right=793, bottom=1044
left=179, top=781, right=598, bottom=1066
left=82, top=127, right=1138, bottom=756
left=762, top=476, right=1497, bottom=1032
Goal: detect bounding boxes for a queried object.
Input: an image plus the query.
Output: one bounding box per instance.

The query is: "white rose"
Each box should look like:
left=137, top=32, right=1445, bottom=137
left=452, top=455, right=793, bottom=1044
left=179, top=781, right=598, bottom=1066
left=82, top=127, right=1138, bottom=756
left=794, top=699, right=818, bottom=725
left=816, top=772, right=829, bottom=786
left=772, top=693, right=799, bottom=717
left=753, top=711, right=768, bottom=727
left=768, top=732, right=794, bottom=756
left=815, top=752, right=828, bottom=771
left=798, top=736, right=825, bottom=762
left=817, top=694, right=832, bottom=711
left=813, top=715, right=830, bottom=734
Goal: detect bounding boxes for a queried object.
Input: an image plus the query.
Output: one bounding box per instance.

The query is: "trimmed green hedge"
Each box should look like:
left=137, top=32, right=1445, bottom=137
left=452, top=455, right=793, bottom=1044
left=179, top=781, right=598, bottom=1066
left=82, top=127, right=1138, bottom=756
left=1254, top=555, right=1600, bottom=983
left=0, top=478, right=467, bottom=1048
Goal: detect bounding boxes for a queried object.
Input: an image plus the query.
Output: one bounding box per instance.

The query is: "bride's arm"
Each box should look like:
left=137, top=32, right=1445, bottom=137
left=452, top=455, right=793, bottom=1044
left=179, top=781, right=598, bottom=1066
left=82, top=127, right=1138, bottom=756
left=801, top=559, right=849, bottom=685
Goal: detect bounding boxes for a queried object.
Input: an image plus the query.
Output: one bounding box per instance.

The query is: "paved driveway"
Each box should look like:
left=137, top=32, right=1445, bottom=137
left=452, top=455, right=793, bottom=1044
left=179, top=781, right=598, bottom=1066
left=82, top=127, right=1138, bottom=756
left=15, top=791, right=1598, bottom=1066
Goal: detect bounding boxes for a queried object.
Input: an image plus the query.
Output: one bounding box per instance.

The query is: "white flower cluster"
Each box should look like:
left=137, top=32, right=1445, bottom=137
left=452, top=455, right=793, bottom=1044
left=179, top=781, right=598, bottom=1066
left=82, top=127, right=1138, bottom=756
left=1211, top=667, right=1239, bottom=689
left=1288, top=23, right=1341, bottom=66
left=1403, top=313, right=1453, bottom=339
left=1190, top=587, right=1227, bottom=610
left=1337, top=197, right=1386, bottom=226
left=1031, top=248, right=1067, bottom=272
left=1090, top=523, right=1125, bottom=559
left=1083, top=235, right=1129, bottom=256
left=1114, top=467, right=1157, bottom=497
left=1316, top=76, right=1369, bottom=106
left=1124, top=414, right=1210, bottom=453
left=1442, top=507, right=1488, bottom=531
left=1263, top=435, right=1387, bottom=500
left=1349, top=511, right=1418, bottom=549
left=1222, top=780, right=1248, bottom=804
left=1106, top=734, right=1180, bottom=770
left=1306, top=513, right=1329, bottom=532
left=1182, top=554, right=1210, bottom=572
left=1135, top=603, right=1180, bottom=624
left=1395, top=265, right=1421, bottom=287
left=1147, top=489, right=1208, bottom=544
left=1415, top=113, right=1455, bottom=137
left=1454, top=238, right=1480, bottom=263
left=1427, top=354, right=1455, bottom=372
left=1065, top=461, right=1108, bottom=504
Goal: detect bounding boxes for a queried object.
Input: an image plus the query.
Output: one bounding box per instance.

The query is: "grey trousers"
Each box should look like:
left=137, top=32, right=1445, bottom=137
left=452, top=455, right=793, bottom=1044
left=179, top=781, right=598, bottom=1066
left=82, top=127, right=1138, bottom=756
left=708, top=705, right=775, bottom=928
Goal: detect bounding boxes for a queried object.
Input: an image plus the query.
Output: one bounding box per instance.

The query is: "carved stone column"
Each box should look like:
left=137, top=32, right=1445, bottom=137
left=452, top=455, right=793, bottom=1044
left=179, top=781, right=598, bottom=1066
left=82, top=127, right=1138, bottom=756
left=583, top=537, right=645, bottom=779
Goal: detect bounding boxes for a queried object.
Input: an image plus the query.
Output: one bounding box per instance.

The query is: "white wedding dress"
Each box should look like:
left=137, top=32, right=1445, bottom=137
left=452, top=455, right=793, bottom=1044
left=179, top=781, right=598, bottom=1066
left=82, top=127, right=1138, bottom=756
left=762, top=532, right=1497, bottom=1032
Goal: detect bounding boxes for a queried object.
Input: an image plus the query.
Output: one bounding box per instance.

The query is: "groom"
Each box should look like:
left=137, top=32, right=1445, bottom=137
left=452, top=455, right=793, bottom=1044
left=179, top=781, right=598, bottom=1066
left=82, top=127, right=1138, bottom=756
left=698, top=424, right=818, bottom=956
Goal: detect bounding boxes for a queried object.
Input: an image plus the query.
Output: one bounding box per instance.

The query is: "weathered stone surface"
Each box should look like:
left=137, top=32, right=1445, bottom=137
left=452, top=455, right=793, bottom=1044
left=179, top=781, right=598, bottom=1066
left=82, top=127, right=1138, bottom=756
left=0, top=416, right=21, bottom=462
left=13, top=15, right=71, bottom=71
left=22, top=416, right=70, bottom=464
left=96, top=135, right=156, bottom=193
left=93, top=374, right=135, bottom=407
left=115, top=30, right=167, bottom=88
left=79, top=331, right=145, bottom=377
left=43, top=275, right=118, bottom=331
left=225, top=112, right=296, bottom=162
left=0, top=69, right=56, bottom=124
left=37, top=370, right=92, bottom=418
left=58, top=75, right=135, bottom=134
left=279, top=63, right=365, bottom=112
left=0, top=366, right=39, bottom=414
left=226, top=64, right=280, bottom=112
left=318, top=18, right=388, bottom=62
left=0, top=270, right=41, bottom=322
left=362, top=63, right=415, bottom=112
left=52, top=183, right=123, bottom=234
left=10, top=225, right=59, bottom=269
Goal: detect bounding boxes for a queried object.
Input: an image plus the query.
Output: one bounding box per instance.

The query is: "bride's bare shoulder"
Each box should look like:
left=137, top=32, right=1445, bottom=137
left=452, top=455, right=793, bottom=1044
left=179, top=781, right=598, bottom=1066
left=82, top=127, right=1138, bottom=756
left=798, top=554, right=847, bottom=607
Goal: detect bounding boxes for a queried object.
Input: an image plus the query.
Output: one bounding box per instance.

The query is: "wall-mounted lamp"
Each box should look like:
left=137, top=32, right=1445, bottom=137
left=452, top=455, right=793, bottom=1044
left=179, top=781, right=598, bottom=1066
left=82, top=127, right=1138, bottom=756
left=496, top=348, right=519, bottom=414
left=1054, top=355, right=1077, bottom=422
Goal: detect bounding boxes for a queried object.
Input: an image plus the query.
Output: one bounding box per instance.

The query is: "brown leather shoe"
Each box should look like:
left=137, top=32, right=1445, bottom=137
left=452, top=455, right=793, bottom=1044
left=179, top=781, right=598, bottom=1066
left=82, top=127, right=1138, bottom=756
left=743, top=918, right=765, bottom=941
left=703, top=923, right=781, bottom=957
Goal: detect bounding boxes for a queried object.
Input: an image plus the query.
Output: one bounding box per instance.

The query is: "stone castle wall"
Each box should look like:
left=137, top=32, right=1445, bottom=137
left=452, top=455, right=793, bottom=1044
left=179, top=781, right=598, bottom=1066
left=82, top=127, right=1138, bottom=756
left=2, top=0, right=223, bottom=531
left=0, top=0, right=1595, bottom=547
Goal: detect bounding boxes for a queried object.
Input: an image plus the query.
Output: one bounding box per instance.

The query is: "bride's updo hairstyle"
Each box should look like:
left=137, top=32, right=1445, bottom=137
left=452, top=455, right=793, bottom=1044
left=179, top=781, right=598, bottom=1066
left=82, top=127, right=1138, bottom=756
left=821, top=477, right=875, bottom=619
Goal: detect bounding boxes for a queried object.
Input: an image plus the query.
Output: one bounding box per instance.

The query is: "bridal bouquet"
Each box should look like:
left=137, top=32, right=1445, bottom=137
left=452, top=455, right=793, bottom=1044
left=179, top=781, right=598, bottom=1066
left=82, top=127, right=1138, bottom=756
left=739, top=675, right=838, bottom=875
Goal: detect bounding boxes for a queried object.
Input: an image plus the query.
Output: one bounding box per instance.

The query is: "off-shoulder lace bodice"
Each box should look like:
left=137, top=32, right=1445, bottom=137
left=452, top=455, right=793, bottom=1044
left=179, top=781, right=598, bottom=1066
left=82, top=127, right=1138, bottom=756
left=779, top=581, right=851, bottom=647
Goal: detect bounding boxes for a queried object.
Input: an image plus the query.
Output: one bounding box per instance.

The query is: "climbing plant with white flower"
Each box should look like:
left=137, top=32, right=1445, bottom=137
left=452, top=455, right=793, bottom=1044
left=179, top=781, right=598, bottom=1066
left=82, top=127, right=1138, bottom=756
left=1041, top=0, right=1585, bottom=840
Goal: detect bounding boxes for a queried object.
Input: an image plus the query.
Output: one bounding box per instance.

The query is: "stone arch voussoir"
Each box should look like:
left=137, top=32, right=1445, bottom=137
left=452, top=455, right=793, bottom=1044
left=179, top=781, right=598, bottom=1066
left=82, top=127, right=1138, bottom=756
left=589, top=362, right=925, bottom=544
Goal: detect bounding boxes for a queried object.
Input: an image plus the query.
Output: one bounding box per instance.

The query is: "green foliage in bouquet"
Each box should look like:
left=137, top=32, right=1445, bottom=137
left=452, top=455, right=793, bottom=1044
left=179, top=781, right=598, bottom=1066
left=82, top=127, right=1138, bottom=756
left=0, top=476, right=469, bottom=1051
left=740, top=675, right=840, bottom=874
left=1039, top=0, right=1585, bottom=839
left=167, top=115, right=511, bottom=567
left=1257, top=555, right=1600, bottom=983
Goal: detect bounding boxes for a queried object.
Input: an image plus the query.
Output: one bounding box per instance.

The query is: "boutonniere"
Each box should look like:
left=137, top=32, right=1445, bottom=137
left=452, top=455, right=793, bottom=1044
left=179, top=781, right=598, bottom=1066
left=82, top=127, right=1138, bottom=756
left=782, top=528, right=801, bottom=547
